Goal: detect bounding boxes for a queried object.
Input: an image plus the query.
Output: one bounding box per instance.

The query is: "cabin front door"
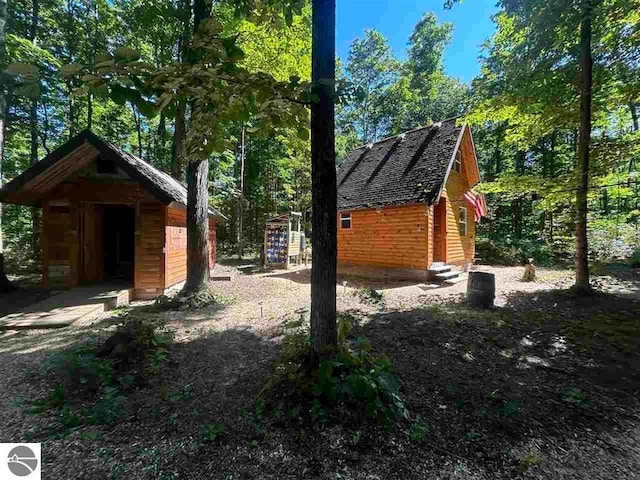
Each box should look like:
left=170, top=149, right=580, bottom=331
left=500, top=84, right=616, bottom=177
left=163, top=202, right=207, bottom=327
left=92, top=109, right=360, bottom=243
left=433, top=201, right=447, bottom=262
left=81, top=203, right=104, bottom=283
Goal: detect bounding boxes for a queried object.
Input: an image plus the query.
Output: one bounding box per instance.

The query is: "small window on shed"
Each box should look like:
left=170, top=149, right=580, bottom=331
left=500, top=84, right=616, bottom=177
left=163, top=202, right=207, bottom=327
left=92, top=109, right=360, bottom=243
left=453, top=151, right=462, bottom=173
left=459, top=206, right=468, bottom=237
left=96, top=157, right=118, bottom=174
left=340, top=213, right=352, bottom=229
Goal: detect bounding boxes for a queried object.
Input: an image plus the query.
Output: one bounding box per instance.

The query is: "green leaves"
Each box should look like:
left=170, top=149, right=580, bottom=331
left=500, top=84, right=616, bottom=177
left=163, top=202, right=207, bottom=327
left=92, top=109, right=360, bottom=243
left=114, top=47, right=141, bottom=63
left=59, top=64, right=83, bottom=78
left=4, top=63, right=40, bottom=98
left=5, top=62, right=38, bottom=76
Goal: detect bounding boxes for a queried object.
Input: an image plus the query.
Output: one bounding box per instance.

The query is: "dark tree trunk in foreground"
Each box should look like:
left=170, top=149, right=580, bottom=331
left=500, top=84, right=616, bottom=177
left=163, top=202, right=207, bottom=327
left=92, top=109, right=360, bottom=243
left=181, top=0, right=210, bottom=295
left=574, top=0, right=593, bottom=292
left=310, top=0, right=337, bottom=363
left=0, top=0, right=16, bottom=292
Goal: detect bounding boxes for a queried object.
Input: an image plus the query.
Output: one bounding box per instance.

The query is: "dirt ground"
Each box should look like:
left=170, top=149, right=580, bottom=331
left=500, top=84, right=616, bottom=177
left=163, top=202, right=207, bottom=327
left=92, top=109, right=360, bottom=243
left=1, top=261, right=639, bottom=479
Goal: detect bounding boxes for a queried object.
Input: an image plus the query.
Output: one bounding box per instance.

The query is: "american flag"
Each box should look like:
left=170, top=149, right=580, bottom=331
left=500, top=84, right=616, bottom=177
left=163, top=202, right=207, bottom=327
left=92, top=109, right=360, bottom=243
left=463, top=189, right=487, bottom=222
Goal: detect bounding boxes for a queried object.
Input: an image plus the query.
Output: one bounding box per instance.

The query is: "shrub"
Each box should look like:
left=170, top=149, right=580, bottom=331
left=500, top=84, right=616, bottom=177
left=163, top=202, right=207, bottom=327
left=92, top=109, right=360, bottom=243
left=476, top=237, right=554, bottom=266
left=588, top=222, right=640, bottom=262
left=630, top=248, right=640, bottom=268
left=265, top=312, right=408, bottom=430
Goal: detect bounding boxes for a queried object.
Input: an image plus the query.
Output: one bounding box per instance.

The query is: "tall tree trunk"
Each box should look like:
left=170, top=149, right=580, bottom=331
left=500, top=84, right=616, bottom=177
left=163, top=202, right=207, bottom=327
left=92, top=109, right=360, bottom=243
left=181, top=0, right=211, bottom=295
left=574, top=0, right=593, bottom=291
left=170, top=0, right=190, bottom=181
left=30, top=0, right=40, bottom=261
left=0, top=0, right=16, bottom=291
left=237, top=126, right=245, bottom=259
left=630, top=103, right=638, bottom=132
left=183, top=155, right=210, bottom=293
left=171, top=101, right=186, bottom=180
left=310, top=0, right=337, bottom=363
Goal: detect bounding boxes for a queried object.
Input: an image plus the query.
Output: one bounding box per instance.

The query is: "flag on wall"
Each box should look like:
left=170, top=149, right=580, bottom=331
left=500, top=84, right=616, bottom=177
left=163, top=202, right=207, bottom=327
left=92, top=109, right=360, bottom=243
left=463, top=189, right=487, bottom=222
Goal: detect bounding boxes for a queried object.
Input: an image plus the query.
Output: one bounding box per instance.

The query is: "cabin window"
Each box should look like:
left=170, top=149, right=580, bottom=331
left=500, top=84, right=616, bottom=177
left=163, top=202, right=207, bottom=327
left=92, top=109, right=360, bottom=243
left=97, top=157, right=118, bottom=174
left=340, top=213, right=352, bottom=229
left=459, top=206, right=468, bottom=237
left=453, top=151, right=462, bottom=173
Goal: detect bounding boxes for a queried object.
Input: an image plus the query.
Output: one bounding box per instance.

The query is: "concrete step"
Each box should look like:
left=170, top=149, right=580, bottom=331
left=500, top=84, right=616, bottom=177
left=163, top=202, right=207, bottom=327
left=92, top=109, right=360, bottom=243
left=435, top=270, right=461, bottom=281
left=443, top=273, right=468, bottom=285
left=428, top=264, right=452, bottom=274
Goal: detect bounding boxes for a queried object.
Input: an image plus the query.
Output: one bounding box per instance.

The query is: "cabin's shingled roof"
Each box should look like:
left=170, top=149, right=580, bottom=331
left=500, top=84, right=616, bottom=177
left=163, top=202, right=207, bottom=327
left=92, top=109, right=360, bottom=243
left=0, top=130, right=225, bottom=219
left=337, top=118, right=463, bottom=210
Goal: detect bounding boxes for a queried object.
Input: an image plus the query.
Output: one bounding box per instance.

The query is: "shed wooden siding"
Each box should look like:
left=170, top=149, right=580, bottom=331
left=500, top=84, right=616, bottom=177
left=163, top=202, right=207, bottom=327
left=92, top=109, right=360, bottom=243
left=165, top=207, right=188, bottom=287
left=164, top=207, right=217, bottom=289
left=134, top=202, right=165, bottom=299
left=41, top=203, right=74, bottom=287
left=337, top=204, right=430, bottom=269
left=208, top=218, right=217, bottom=269
left=441, top=128, right=476, bottom=265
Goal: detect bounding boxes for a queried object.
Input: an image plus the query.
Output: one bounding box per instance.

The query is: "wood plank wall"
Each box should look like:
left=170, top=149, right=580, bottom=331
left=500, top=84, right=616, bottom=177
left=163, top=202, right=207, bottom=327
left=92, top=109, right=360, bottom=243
left=165, top=207, right=218, bottom=290
left=41, top=204, right=74, bottom=287
left=442, top=128, right=476, bottom=265
left=134, top=202, right=165, bottom=299
left=337, top=204, right=430, bottom=269
left=208, top=218, right=217, bottom=269
left=165, top=207, right=187, bottom=287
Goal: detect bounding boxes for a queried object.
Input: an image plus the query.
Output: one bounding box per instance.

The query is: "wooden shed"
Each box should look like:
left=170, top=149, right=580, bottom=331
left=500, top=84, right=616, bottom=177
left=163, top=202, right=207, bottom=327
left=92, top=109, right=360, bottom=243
left=336, top=118, right=483, bottom=282
left=0, top=130, right=225, bottom=299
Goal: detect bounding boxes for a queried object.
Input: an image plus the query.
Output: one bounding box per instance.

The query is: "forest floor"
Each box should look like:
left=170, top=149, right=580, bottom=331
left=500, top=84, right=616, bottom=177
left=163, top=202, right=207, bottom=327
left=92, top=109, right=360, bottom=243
left=0, top=262, right=639, bottom=479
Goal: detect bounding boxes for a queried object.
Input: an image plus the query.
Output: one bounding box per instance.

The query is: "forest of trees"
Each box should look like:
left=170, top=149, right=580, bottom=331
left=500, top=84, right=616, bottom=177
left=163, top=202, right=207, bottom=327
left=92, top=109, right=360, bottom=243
left=1, top=0, right=639, bottom=275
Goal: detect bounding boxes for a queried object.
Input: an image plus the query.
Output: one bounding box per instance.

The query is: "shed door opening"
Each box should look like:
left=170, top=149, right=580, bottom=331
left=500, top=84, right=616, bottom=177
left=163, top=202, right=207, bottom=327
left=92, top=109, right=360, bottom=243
left=433, top=201, right=447, bottom=262
left=103, top=205, right=135, bottom=282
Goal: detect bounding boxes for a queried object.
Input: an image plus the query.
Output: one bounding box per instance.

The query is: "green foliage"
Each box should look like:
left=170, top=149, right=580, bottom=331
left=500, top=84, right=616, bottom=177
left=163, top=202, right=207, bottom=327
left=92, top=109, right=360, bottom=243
left=200, top=423, right=226, bottom=442
left=355, top=287, right=385, bottom=307
left=476, top=237, right=554, bottom=266
left=629, top=248, right=640, bottom=268
left=561, top=386, right=591, bottom=409
left=266, top=312, right=408, bottom=430
left=408, top=416, right=430, bottom=442
left=168, top=384, right=194, bottom=402
left=496, top=399, right=521, bottom=418
left=519, top=449, right=542, bottom=472
left=29, top=319, right=173, bottom=436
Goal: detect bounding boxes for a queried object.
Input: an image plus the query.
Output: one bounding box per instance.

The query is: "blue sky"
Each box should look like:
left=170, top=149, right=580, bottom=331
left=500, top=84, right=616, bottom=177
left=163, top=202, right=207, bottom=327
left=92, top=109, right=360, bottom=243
left=336, top=0, right=499, bottom=83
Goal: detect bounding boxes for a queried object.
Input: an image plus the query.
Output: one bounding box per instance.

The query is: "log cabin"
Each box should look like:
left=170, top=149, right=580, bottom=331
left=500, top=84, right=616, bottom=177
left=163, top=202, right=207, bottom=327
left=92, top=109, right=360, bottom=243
left=0, top=130, right=225, bottom=299
left=337, top=118, right=481, bottom=282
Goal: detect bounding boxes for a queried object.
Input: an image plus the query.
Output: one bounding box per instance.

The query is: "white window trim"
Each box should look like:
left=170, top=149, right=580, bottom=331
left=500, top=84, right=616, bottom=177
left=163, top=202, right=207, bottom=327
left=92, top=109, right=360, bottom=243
left=340, top=212, right=352, bottom=229
left=459, top=206, right=467, bottom=237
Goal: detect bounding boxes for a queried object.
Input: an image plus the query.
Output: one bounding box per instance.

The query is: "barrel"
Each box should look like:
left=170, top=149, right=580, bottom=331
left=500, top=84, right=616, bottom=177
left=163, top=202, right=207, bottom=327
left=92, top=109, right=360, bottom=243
left=466, top=271, right=496, bottom=308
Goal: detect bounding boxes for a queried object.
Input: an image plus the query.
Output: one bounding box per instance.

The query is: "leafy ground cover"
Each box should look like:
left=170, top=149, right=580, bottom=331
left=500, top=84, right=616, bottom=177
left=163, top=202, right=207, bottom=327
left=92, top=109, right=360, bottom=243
left=0, top=264, right=638, bottom=479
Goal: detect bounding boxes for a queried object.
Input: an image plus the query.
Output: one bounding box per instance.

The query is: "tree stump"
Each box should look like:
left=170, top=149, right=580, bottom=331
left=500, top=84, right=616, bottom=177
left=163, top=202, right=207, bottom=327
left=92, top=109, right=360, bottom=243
left=466, top=271, right=495, bottom=308
left=522, top=258, right=537, bottom=282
